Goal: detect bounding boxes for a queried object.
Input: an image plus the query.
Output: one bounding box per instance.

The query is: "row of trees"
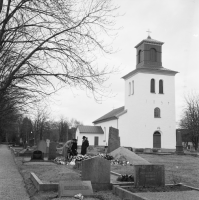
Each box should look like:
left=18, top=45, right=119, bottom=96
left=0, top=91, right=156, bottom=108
left=3, top=109, right=82, bottom=145
left=0, top=0, right=118, bottom=140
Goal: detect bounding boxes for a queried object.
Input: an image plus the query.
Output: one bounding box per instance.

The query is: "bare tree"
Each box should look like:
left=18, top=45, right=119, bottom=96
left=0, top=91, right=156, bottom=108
left=0, top=0, right=118, bottom=102
left=179, top=94, right=199, bottom=150
left=33, top=107, right=49, bottom=143
left=69, top=118, right=83, bottom=128
left=20, top=116, right=32, bottom=145
left=59, top=118, right=68, bottom=142
left=0, top=88, right=22, bottom=142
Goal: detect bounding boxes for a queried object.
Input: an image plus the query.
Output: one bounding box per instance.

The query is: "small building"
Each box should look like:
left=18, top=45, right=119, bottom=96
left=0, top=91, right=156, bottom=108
left=76, top=125, right=104, bottom=146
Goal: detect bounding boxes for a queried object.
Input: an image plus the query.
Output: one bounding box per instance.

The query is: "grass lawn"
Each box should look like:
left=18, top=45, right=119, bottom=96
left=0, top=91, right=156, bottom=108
left=15, top=152, right=199, bottom=199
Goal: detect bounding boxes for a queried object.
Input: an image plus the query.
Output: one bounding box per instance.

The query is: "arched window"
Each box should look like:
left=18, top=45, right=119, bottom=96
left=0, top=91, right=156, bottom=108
left=150, top=48, right=156, bottom=62
left=159, top=80, right=163, bottom=94
left=132, top=80, right=134, bottom=95
left=129, top=82, right=131, bottom=96
left=154, top=107, right=161, bottom=118
left=150, top=79, right=155, bottom=93
left=138, top=50, right=141, bottom=63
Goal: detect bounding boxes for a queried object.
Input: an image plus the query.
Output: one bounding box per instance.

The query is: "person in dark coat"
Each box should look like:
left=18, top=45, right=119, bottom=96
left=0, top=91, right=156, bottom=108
left=81, top=136, right=89, bottom=155
left=71, top=139, right=78, bottom=156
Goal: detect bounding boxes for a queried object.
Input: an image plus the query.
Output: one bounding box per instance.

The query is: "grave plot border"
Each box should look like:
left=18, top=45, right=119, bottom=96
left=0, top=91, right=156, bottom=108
left=30, top=172, right=58, bottom=192
left=112, top=184, right=199, bottom=200
left=30, top=171, right=134, bottom=192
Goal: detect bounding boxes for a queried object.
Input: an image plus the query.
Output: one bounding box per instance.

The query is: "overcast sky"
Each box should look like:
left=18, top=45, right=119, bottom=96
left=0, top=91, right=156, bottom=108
left=47, top=0, right=199, bottom=126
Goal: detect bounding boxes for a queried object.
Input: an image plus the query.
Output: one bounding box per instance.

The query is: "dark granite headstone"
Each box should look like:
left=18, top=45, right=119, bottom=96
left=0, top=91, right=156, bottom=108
left=134, top=165, right=165, bottom=187
left=58, top=181, right=93, bottom=197
left=31, top=150, right=44, bottom=160
left=48, top=141, right=57, bottom=160
left=81, top=156, right=111, bottom=190
left=37, top=140, right=47, bottom=154
left=107, top=127, right=120, bottom=153
left=176, top=130, right=184, bottom=155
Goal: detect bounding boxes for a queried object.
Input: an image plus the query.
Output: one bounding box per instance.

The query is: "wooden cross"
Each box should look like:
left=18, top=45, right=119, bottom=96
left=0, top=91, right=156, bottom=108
left=146, top=29, right=151, bottom=37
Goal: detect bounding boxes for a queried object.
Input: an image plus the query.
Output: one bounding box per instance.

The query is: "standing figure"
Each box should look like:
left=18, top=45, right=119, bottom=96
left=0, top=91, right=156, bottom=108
left=62, top=140, right=73, bottom=161
left=71, top=139, right=78, bottom=156
left=81, top=136, right=89, bottom=155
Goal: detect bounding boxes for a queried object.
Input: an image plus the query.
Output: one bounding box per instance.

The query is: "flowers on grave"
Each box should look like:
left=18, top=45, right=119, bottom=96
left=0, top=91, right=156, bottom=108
left=75, top=155, right=92, bottom=162
left=117, top=174, right=134, bottom=182
left=54, top=157, right=66, bottom=165
left=74, top=193, right=84, bottom=199
left=98, top=153, right=114, bottom=160
left=111, top=159, right=130, bottom=166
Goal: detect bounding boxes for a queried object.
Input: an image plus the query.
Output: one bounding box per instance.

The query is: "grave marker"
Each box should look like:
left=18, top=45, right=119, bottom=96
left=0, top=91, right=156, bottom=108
left=81, top=156, right=111, bottom=190
left=31, top=150, right=44, bottom=160
left=48, top=141, right=57, bottom=160
left=134, top=165, right=165, bottom=187
left=37, top=140, right=47, bottom=154
left=176, top=130, right=184, bottom=155
left=58, top=181, right=93, bottom=197
left=107, top=127, right=120, bottom=153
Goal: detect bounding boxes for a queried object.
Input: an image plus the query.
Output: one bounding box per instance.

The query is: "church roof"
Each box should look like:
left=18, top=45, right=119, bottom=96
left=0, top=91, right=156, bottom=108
left=77, top=125, right=104, bottom=134
left=135, top=36, right=164, bottom=48
left=122, top=67, right=178, bottom=80
left=93, top=106, right=126, bottom=124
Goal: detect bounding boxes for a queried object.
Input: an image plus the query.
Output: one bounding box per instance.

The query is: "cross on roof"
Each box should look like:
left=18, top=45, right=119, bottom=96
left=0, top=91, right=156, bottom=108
left=146, top=29, right=152, bottom=38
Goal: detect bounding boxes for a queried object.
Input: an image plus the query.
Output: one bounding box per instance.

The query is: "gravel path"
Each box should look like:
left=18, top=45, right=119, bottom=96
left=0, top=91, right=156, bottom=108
left=0, top=145, right=30, bottom=200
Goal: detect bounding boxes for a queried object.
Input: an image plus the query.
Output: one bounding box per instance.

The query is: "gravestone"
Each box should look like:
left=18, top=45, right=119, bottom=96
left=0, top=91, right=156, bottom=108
left=144, top=148, right=152, bottom=153
left=107, top=127, right=120, bottom=153
left=31, top=150, right=44, bottom=160
left=37, top=140, right=47, bottom=154
left=81, top=156, right=111, bottom=190
left=134, top=165, right=165, bottom=187
left=59, top=181, right=93, bottom=197
left=176, top=130, right=184, bottom=155
left=46, top=139, right=50, bottom=154
left=48, top=141, right=57, bottom=160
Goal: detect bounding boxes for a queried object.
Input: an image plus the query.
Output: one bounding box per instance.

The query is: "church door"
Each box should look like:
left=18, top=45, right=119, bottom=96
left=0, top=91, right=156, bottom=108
left=153, top=131, right=161, bottom=148
left=94, top=136, right=99, bottom=146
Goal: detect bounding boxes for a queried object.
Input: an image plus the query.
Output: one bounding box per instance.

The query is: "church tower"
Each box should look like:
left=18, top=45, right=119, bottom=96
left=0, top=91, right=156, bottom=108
left=119, top=35, right=178, bottom=148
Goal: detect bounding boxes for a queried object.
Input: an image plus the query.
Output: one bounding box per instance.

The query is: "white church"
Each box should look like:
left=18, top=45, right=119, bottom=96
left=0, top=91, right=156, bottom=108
left=77, top=35, right=178, bottom=149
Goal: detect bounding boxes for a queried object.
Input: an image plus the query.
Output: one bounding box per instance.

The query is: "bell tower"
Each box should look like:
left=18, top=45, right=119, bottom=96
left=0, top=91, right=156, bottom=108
left=135, top=34, right=164, bottom=69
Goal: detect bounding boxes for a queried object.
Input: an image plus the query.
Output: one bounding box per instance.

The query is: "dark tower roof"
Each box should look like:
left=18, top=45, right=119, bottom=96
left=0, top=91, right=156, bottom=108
left=135, top=36, right=164, bottom=48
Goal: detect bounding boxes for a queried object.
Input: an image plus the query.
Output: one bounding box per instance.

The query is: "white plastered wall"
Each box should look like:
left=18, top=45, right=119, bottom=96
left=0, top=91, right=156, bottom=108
left=118, top=72, right=176, bottom=148
left=76, top=128, right=105, bottom=146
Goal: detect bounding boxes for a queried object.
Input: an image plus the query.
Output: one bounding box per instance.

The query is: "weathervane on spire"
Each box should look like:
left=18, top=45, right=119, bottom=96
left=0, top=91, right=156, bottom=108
left=146, top=29, right=151, bottom=39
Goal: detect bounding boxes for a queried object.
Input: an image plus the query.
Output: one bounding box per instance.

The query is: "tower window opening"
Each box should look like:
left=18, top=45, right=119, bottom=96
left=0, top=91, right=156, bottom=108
left=132, top=80, right=134, bottom=95
left=150, top=79, right=155, bottom=93
left=138, top=50, right=142, bottom=63
left=159, top=80, right=163, bottom=94
left=150, top=48, right=156, bottom=62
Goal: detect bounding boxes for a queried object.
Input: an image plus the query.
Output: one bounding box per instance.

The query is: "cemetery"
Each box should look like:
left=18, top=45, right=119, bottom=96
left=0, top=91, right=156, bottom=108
left=8, top=127, right=199, bottom=200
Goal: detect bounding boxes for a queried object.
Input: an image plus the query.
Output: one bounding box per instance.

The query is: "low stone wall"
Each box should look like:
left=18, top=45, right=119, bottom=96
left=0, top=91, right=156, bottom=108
left=112, top=184, right=199, bottom=200
left=30, top=172, right=58, bottom=192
